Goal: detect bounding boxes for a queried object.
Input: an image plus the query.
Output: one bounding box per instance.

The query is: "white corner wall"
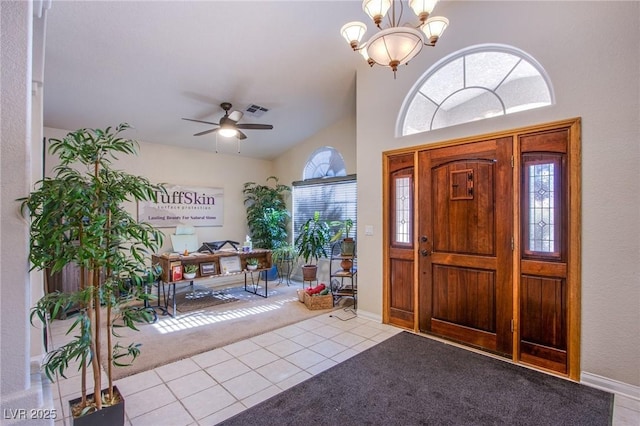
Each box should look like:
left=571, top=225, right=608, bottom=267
left=1, top=0, right=51, bottom=418
left=355, top=1, right=639, bottom=388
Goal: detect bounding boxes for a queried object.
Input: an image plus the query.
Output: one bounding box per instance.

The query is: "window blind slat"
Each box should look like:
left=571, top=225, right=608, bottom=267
left=293, top=178, right=357, bottom=245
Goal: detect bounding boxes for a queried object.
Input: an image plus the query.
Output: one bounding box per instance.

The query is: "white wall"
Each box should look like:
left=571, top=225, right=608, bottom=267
left=274, top=115, right=357, bottom=186
left=1, top=0, right=50, bottom=417
left=355, top=1, right=639, bottom=388
left=44, top=127, right=274, bottom=255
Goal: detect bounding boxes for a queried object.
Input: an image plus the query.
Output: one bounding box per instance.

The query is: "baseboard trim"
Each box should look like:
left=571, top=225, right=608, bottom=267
left=354, top=309, right=381, bottom=323
left=581, top=371, right=640, bottom=400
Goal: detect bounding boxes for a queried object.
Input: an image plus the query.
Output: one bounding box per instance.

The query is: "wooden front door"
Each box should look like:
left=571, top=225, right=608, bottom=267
left=383, top=119, right=581, bottom=378
left=417, top=138, right=514, bottom=356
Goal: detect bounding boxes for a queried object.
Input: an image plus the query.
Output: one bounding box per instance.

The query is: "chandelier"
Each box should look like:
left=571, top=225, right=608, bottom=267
left=340, top=0, right=449, bottom=77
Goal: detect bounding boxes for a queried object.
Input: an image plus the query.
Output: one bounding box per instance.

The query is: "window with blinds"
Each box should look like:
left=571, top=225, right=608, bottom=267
left=292, top=175, right=357, bottom=246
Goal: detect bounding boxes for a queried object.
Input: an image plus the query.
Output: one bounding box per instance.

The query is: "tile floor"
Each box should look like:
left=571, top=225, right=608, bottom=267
left=48, top=306, right=639, bottom=426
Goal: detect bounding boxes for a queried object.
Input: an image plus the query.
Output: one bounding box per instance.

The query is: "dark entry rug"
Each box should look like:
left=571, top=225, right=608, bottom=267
left=222, top=331, right=613, bottom=425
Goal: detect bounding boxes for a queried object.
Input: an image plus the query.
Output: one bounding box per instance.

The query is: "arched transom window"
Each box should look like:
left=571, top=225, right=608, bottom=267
left=399, top=44, right=554, bottom=135
left=303, top=146, right=347, bottom=180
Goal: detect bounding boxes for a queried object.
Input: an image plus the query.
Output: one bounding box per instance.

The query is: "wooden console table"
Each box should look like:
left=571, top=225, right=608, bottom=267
left=151, top=249, right=272, bottom=316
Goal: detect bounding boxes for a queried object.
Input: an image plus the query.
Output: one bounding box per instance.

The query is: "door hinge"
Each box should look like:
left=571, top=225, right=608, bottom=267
left=511, top=236, right=514, bottom=251
left=511, top=319, right=515, bottom=333
left=511, top=155, right=514, bottom=168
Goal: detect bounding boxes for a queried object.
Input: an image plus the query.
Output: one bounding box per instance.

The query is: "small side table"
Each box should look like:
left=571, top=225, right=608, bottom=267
left=276, top=258, right=293, bottom=286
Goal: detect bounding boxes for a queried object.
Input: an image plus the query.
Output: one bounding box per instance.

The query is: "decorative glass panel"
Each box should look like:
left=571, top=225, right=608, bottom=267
left=528, top=162, right=555, bottom=252
left=522, top=153, right=563, bottom=260
left=395, top=176, right=411, bottom=244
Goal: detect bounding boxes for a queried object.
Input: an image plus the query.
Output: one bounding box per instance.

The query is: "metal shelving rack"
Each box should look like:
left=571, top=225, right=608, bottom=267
left=329, top=241, right=357, bottom=309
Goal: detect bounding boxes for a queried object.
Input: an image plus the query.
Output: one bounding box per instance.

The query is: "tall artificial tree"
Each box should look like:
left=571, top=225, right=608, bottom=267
left=20, top=124, right=165, bottom=419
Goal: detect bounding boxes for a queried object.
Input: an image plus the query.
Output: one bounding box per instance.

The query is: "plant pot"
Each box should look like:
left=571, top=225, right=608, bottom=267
left=341, top=238, right=355, bottom=256
left=183, top=272, right=196, bottom=279
left=258, top=265, right=279, bottom=281
left=340, top=258, right=353, bottom=272
left=267, top=265, right=278, bottom=280
left=247, top=265, right=258, bottom=271
left=302, top=264, right=318, bottom=281
left=69, top=386, right=125, bottom=426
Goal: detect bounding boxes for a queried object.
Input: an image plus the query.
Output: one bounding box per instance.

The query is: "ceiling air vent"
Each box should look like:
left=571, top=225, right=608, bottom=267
left=244, top=104, right=268, bottom=118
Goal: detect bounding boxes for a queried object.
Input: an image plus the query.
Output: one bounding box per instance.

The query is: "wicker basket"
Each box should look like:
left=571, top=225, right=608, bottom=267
left=303, top=292, right=333, bottom=310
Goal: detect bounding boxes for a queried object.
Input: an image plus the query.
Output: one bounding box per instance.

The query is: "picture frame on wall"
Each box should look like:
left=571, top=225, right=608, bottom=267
left=219, top=255, right=242, bottom=274
left=137, top=184, right=224, bottom=228
left=199, top=262, right=217, bottom=276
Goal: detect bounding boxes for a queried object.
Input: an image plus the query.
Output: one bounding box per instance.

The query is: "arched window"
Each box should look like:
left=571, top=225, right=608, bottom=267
left=399, top=44, right=554, bottom=135
left=303, top=146, right=347, bottom=180
left=294, top=147, right=356, bottom=250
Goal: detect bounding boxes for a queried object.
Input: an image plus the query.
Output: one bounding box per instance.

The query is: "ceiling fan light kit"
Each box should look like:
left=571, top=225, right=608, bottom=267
left=218, top=127, right=238, bottom=138
left=182, top=102, right=273, bottom=148
left=341, top=0, right=449, bottom=77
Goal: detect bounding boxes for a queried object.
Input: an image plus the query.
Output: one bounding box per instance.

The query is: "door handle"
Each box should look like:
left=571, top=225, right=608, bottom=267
left=420, top=235, right=431, bottom=256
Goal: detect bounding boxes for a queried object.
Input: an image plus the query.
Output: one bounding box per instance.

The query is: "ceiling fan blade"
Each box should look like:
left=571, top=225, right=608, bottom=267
left=228, top=110, right=244, bottom=122
left=236, top=123, right=273, bottom=130
left=183, top=118, right=219, bottom=126
left=193, top=128, right=218, bottom=137
left=237, top=130, right=247, bottom=140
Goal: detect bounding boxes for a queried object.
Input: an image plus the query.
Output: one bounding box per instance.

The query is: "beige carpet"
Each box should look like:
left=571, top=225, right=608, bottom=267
left=102, top=280, right=335, bottom=380
left=173, top=288, right=239, bottom=313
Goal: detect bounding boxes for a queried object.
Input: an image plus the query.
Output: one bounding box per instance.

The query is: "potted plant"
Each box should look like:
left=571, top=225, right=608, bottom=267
left=242, top=176, right=291, bottom=250
left=243, top=176, right=291, bottom=280
left=20, top=124, right=165, bottom=425
left=295, top=211, right=331, bottom=281
left=272, top=243, right=296, bottom=263
left=183, top=264, right=198, bottom=279
left=330, top=218, right=355, bottom=256
left=246, top=257, right=260, bottom=271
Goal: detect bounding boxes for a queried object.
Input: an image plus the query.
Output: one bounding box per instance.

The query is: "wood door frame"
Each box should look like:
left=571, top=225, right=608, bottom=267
left=382, top=117, right=581, bottom=380
left=383, top=151, right=419, bottom=325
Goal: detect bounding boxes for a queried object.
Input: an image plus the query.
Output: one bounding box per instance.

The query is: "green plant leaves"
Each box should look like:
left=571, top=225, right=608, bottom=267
left=19, top=123, right=167, bottom=407
left=294, top=212, right=331, bottom=264
left=243, top=176, right=291, bottom=250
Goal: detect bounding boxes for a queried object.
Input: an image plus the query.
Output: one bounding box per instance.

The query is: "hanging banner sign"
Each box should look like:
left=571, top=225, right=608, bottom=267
left=137, top=184, right=224, bottom=228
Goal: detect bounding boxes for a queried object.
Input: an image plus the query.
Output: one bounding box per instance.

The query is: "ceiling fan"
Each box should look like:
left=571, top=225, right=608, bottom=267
left=182, top=102, right=273, bottom=140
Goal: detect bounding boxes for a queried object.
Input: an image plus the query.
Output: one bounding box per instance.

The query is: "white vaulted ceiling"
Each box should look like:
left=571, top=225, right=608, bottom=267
left=43, top=1, right=366, bottom=159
